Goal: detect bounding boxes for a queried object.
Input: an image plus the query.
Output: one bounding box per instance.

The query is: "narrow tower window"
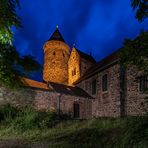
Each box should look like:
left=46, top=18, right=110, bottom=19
left=72, top=68, right=76, bottom=77
left=53, top=52, right=56, bottom=55
left=102, top=74, right=108, bottom=91
left=74, top=68, right=76, bottom=75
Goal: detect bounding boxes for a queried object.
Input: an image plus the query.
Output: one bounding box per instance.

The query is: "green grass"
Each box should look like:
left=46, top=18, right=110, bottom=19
left=0, top=118, right=148, bottom=148
left=0, top=104, right=148, bottom=148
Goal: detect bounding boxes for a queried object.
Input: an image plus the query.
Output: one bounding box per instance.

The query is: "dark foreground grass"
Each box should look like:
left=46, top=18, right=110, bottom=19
left=0, top=104, right=148, bottom=148
left=0, top=118, right=148, bottom=148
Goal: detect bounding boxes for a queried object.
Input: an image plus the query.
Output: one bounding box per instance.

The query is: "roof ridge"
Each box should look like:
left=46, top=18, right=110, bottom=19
left=75, top=48, right=96, bottom=63
left=74, top=49, right=120, bottom=84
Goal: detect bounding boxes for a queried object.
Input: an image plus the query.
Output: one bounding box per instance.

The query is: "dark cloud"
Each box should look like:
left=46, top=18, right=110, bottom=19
left=13, top=0, right=148, bottom=81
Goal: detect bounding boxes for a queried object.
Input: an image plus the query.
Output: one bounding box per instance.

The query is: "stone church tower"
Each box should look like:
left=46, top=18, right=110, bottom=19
left=43, top=27, right=70, bottom=84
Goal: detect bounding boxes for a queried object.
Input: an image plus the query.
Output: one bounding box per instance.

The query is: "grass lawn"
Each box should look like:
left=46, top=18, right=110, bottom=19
left=0, top=104, right=148, bottom=148
left=0, top=118, right=148, bottom=148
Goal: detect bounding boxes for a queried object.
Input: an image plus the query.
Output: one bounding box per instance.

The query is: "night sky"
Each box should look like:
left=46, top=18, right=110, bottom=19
left=13, top=0, right=148, bottom=81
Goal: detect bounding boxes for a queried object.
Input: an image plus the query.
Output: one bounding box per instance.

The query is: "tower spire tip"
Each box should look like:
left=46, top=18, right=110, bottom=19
left=73, top=43, right=76, bottom=47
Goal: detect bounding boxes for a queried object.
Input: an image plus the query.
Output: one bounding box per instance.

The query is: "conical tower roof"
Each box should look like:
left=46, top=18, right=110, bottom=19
left=48, top=27, right=65, bottom=42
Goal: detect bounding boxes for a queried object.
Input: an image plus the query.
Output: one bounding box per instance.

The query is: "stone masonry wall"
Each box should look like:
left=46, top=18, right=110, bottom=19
left=0, top=85, right=35, bottom=107
left=34, top=92, right=92, bottom=119
left=59, top=95, right=92, bottom=119
left=43, top=40, right=70, bottom=84
left=80, top=58, right=94, bottom=77
left=0, top=85, right=92, bottom=119
left=77, top=63, right=121, bottom=117
left=126, top=66, right=148, bottom=116
left=68, top=48, right=81, bottom=85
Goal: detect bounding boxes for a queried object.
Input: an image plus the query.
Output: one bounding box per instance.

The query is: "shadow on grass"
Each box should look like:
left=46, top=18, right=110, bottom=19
left=48, top=127, right=125, bottom=148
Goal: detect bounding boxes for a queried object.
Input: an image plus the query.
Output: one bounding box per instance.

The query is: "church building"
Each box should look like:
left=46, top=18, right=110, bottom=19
left=1, top=27, right=147, bottom=119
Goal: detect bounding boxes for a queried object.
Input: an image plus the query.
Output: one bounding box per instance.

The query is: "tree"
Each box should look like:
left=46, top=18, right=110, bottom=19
left=119, top=31, right=148, bottom=114
left=131, top=0, right=148, bottom=21
left=0, top=43, right=40, bottom=88
left=120, top=30, right=148, bottom=73
left=0, top=0, right=40, bottom=88
left=0, top=0, right=21, bottom=44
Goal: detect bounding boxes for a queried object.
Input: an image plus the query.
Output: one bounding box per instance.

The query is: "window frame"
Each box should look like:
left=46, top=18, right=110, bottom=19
left=92, top=79, right=97, bottom=95
left=72, top=68, right=76, bottom=77
left=72, top=70, right=74, bottom=76
left=73, top=68, right=76, bottom=76
left=139, top=75, right=148, bottom=92
left=85, top=81, right=89, bottom=91
left=102, top=74, right=108, bottom=92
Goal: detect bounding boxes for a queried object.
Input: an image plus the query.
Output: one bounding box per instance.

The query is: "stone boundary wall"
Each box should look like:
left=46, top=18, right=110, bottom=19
left=0, top=85, right=92, bottom=119
left=0, top=85, right=35, bottom=107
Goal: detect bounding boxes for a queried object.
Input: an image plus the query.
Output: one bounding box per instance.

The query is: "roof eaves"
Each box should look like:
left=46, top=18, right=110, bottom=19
left=74, top=59, right=119, bottom=84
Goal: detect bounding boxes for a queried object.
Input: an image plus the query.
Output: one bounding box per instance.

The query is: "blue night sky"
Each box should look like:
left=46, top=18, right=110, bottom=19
left=13, top=0, right=148, bottom=81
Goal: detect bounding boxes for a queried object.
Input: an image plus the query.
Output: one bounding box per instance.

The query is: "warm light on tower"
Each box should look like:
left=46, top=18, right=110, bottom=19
left=43, top=28, right=70, bottom=84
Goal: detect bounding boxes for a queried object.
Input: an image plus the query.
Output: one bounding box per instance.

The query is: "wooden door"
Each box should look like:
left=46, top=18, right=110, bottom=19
left=73, top=103, right=80, bottom=118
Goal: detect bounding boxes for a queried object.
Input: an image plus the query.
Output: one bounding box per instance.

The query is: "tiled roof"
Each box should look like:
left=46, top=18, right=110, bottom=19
left=22, top=78, right=93, bottom=99
left=48, top=28, right=65, bottom=42
left=76, top=48, right=96, bottom=63
left=22, top=78, right=49, bottom=90
left=49, top=82, right=93, bottom=99
left=74, top=51, right=119, bottom=84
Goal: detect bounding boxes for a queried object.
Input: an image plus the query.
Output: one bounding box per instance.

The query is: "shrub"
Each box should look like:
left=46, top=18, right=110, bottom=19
left=9, top=106, right=71, bottom=132
left=122, top=117, right=148, bottom=147
left=0, top=104, right=71, bottom=133
left=34, top=111, right=60, bottom=129
left=0, top=104, right=19, bottom=123
left=59, top=112, right=72, bottom=120
left=11, top=107, right=38, bottom=132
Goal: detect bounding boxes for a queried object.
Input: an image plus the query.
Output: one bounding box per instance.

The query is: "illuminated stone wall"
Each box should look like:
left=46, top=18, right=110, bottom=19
left=68, top=48, right=81, bottom=85
left=77, top=63, right=121, bottom=117
left=43, top=40, right=70, bottom=84
left=68, top=48, right=95, bottom=85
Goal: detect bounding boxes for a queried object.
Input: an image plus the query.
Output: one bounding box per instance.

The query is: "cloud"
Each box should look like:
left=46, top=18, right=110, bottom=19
left=13, top=0, right=148, bottom=80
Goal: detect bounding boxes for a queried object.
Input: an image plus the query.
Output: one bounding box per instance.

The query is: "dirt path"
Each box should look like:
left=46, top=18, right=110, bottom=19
left=0, top=140, right=50, bottom=148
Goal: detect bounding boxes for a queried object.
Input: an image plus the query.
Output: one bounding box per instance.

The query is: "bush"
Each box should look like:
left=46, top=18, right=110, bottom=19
left=34, top=111, right=60, bottom=129
left=122, top=117, right=148, bottom=147
left=0, top=104, right=19, bottom=123
left=2, top=105, right=71, bottom=132
left=11, top=107, right=38, bottom=132
left=59, top=112, right=72, bottom=120
left=10, top=108, right=58, bottom=132
left=0, top=104, right=71, bottom=132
